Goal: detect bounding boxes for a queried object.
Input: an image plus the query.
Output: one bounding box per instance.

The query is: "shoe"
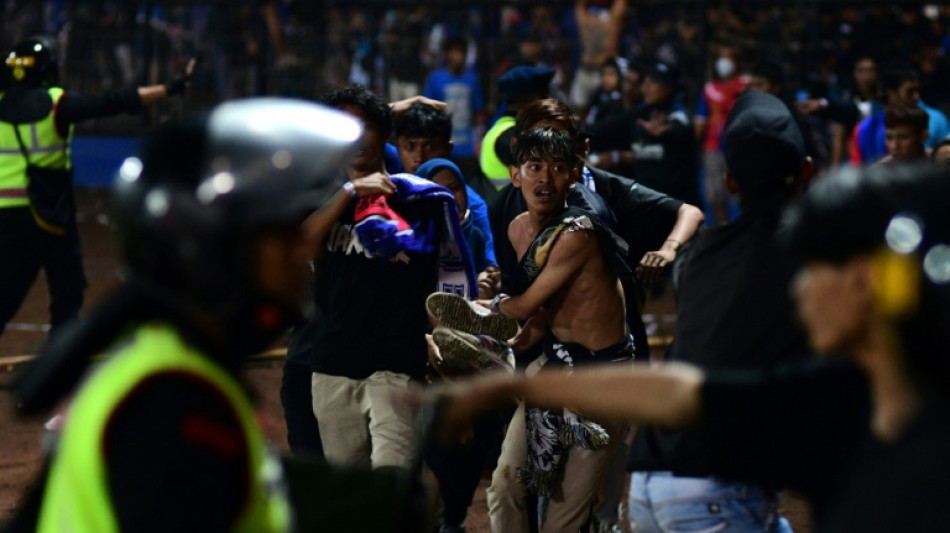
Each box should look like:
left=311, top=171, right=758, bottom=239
left=432, top=327, right=515, bottom=374
left=426, top=292, right=519, bottom=342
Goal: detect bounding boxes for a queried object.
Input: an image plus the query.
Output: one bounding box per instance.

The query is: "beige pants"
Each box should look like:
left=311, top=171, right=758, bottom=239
left=311, top=370, right=417, bottom=469
left=487, top=359, right=624, bottom=533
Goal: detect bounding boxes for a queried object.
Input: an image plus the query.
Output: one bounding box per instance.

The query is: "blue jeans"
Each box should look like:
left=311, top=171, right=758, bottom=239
left=627, top=472, right=793, bottom=533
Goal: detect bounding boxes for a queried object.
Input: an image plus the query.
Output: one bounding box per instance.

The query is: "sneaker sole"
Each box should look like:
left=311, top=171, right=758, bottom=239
left=432, top=327, right=513, bottom=374
left=426, top=293, right=520, bottom=342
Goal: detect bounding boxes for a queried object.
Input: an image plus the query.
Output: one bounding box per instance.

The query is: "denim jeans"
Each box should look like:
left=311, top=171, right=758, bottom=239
left=627, top=472, right=793, bottom=533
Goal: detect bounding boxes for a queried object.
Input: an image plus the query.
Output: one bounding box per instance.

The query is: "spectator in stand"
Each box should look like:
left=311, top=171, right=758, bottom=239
left=932, top=137, right=950, bottom=168
left=585, top=56, right=628, bottom=128
left=423, top=36, right=486, bottom=175
left=570, top=0, right=627, bottom=111
left=850, top=64, right=950, bottom=165
left=798, top=55, right=878, bottom=167
left=695, top=43, right=748, bottom=224
left=879, top=105, right=929, bottom=164
left=587, top=61, right=702, bottom=209
left=623, top=60, right=646, bottom=110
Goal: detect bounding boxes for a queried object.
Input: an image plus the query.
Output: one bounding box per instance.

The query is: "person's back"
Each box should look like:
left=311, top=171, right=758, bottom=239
left=628, top=92, right=813, bottom=533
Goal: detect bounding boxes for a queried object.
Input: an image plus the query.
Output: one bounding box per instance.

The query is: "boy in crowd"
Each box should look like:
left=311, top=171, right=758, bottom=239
left=881, top=104, right=929, bottom=163
left=390, top=101, right=496, bottom=268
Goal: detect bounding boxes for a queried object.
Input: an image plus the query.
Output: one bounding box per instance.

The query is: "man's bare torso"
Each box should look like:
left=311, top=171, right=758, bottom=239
left=509, top=211, right=626, bottom=350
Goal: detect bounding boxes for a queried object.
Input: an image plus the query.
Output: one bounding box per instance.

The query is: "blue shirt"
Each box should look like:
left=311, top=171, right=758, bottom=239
left=384, top=143, right=496, bottom=266
left=422, top=68, right=484, bottom=158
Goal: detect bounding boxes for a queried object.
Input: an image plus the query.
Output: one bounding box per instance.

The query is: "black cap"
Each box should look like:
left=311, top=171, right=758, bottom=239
left=722, top=92, right=805, bottom=193
left=645, top=62, right=680, bottom=89
left=498, top=66, right=555, bottom=95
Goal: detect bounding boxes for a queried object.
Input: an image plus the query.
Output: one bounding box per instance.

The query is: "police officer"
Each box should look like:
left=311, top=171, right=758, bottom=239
left=479, top=66, right=555, bottom=191
left=0, top=36, right=194, bottom=340
left=14, top=98, right=360, bottom=531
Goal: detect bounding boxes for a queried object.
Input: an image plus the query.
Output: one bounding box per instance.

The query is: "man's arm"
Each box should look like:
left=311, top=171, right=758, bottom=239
left=301, top=173, right=396, bottom=258
left=432, top=361, right=704, bottom=440
left=55, top=58, right=196, bottom=130
left=637, top=203, right=704, bottom=283
left=493, top=229, right=593, bottom=321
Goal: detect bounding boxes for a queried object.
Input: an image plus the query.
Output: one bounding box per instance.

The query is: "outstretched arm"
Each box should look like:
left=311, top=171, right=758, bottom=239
left=637, top=202, right=704, bottom=283
left=431, top=361, right=704, bottom=440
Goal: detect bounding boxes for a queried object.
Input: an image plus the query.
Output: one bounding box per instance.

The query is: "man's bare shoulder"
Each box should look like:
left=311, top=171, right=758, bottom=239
left=548, top=223, right=599, bottom=261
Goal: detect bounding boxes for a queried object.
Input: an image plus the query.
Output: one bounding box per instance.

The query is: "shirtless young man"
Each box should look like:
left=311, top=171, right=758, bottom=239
left=483, top=126, right=633, bottom=532
left=571, top=0, right=627, bottom=110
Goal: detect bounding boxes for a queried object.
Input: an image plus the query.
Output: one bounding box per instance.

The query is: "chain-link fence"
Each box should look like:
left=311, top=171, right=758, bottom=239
left=2, top=1, right=946, bottom=135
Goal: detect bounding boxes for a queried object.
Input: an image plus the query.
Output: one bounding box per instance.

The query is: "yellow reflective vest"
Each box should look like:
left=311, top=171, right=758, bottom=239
left=0, top=87, right=72, bottom=209
left=479, top=115, right=516, bottom=190
left=37, top=323, right=291, bottom=533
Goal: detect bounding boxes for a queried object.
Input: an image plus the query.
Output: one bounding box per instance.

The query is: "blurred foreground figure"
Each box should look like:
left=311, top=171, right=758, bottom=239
left=10, top=98, right=362, bottom=532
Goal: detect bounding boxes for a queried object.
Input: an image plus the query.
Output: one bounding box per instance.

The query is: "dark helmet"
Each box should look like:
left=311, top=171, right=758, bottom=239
left=5, top=36, right=58, bottom=87
left=112, top=97, right=360, bottom=354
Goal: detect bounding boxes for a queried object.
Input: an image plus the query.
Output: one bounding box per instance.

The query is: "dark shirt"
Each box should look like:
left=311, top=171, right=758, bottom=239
left=694, top=359, right=950, bottom=532
left=588, top=101, right=701, bottom=207
left=307, top=202, right=436, bottom=381
left=106, top=373, right=250, bottom=532
left=629, top=209, right=809, bottom=471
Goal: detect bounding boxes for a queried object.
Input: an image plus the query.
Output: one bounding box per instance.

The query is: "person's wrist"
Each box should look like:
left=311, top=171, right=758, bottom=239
left=490, top=293, right=510, bottom=315
left=342, top=181, right=357, bottom=200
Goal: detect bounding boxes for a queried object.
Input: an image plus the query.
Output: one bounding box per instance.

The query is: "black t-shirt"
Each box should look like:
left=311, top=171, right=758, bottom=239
left=693, top=359, right=950, bottom=532
left=307, top=203, right=436, bottom=381
left=629, top=210, right=810, bottom=471
left=825, top=403, right=950, bottom=532
left=588, top=101, right=701, bottom=207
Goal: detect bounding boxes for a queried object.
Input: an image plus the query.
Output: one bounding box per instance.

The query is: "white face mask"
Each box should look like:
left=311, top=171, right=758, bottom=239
left=715, top=57, right=736, bottom=79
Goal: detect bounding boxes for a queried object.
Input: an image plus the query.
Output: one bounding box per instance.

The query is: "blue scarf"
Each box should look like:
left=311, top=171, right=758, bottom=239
left=353, top=173, right=479, bottom=298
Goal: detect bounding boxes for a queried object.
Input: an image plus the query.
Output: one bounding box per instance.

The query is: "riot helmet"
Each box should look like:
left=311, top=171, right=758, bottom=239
left=5, top=36, right=59, bottom=87
left=113, top=98, right=360, bottom=355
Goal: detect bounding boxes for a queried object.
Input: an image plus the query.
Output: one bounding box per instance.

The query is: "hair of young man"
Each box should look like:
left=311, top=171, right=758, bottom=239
left=751, top=61, right=785, bottom=90
left=321, top=84, right=393, bottom=139
left=514, top=98, right=587, bottom=159
left=727, top=138, right=804, bottom=204
left=881, top=64, right=919, bottom=94
left=884, top=104, right=929, bottom=132
left=443, top=36, right=467, bottom=55
left=394, top=101, right=452, bottom=141
left=512, top=127, right=579, bottom=169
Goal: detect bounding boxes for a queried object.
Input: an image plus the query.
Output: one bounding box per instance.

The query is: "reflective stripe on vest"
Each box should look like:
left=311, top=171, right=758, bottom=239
left=37, top=323, right=292, bottom=533
left=0, top=87, right=72, bottom=209
left=479, top=116, right=516, bottom=190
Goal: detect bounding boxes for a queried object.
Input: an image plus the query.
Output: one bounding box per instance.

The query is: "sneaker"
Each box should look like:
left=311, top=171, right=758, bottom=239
left=432, top=327, right=515, bottom=375
left=426, top=292, right=520, bottom=342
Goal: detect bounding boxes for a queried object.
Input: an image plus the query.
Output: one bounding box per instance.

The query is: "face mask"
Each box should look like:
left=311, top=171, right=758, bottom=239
left=715, top=57, right=736, bottom=79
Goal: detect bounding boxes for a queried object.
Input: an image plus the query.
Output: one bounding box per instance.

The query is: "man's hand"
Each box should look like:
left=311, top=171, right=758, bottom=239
left=636, top=249, right=676, bottom=283
left=389, top=95, right=448, bottom=114
left=797, top=98, right=827, bottom=115
left=165, top=57, right=197, bottom=95
left=637, top=110, right=671, bottom=137
left=477, top=265, right=502, bottom=299
left=351, top=172, right=396, bottom=197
